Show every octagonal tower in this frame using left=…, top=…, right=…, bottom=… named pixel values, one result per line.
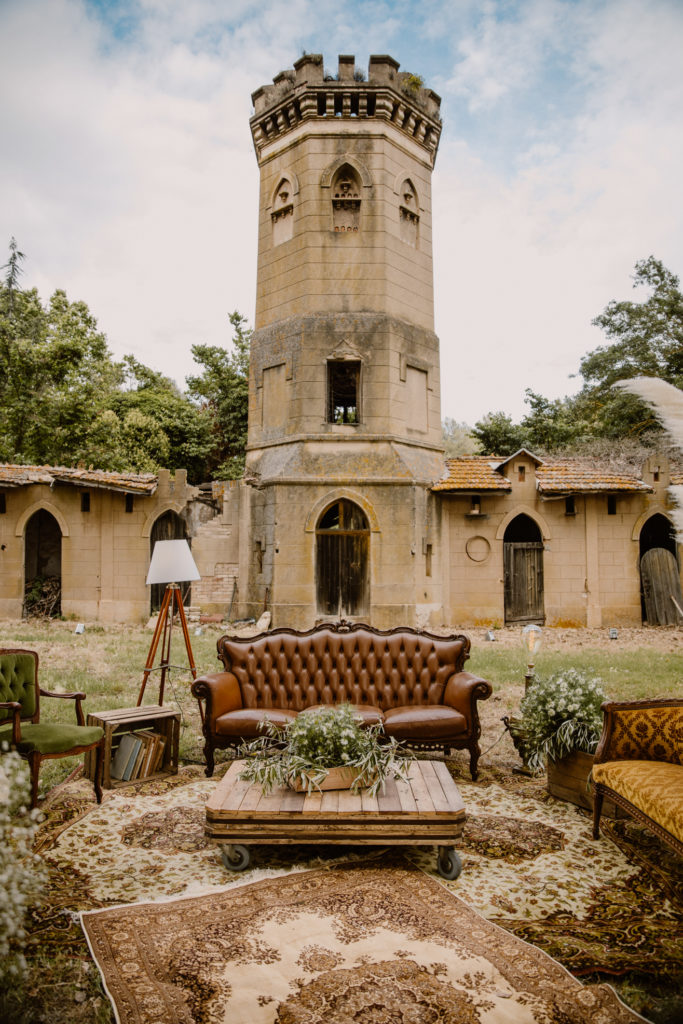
left=240, top=54, right=446, bottom=628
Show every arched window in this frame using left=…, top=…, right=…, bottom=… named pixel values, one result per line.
left=503, top=514, right=544, bottom=624
left=399, top=178, right=419, bottom=246
left=24, top=509, right=62, bottom=617
left=316, top=499, right=369, bottom=616
left=331, top=164, right=361, bottom=233
left=272, top=177, right=294, bottom=245
left=150, top=511, right=191, bottom=613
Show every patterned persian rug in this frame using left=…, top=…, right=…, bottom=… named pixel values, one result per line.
left=28, top=759, right=682, bottom=1020
left=80, top=861, right=645, bottom=1024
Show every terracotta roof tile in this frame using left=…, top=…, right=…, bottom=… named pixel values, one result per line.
left=0, top=464, right=158, bottom=494
left=433, top=457, right=511, bottom=491
left=433, top=456, right=651, bottom=493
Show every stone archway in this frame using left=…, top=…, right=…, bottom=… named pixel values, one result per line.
left=316, top=498, right=369, bottom=617
left=503, top=514, right=544, bottom=625
left=24, top=509, right=62, bottom=617
left=150, top=511, right=190, bottom=613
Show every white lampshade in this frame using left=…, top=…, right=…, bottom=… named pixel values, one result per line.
left=146, top=540, right=200, bottom=585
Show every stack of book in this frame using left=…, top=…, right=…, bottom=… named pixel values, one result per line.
left=110, top=730, right=167, bottom=782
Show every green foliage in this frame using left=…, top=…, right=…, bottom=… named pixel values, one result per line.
left=186, top=311, right=250, bottom=479
left=237, top=703, right=412, bottom=797
left=0, top=241, right=250, bottom=483
left=519, top=669, right=606, bottom=771
left=470, top=411, right=526, bottom=455
left=442, top=417, right=479, bottom=456
left=472, top=257, right=683, bottom=452
left=402, top=72, right=424, bottom=95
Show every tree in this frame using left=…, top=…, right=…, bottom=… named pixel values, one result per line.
left=470, top=411, right=527, bottom=455
left=186, top=311, right=251, bottom=479
left=441, top=417, right=479, bottom=457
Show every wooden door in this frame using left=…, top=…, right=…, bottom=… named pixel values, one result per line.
left=316, top=500, right=369, bottom=617
left=504, top=542, right=544, bottom=624
left=641, top=548, right=683, bottom=625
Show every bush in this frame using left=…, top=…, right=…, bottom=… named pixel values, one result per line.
left=0, top=750, right=46, bottom=985
left=519, top=669, right=606, bottom=771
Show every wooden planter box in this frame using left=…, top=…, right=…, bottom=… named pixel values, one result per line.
left=547, top=751, right=625, bottom=818
left=84, top=705, right=180, bottom=789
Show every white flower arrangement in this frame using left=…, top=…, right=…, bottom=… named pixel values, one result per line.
left=0, top=748, right=46, bottom=984
left=519, top=669, right=606, bottom=772
left=238, top=703, right=412, bottom=796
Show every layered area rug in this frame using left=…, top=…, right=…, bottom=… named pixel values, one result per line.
left=81, top=861, right=644, bottom=1024
left=28, top=759, right=682, bottom=1021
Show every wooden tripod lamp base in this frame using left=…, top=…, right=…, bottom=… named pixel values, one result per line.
left=138, top=541, right=201, bottom=707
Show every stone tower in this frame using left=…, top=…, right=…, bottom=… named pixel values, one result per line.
left=239, top=54, right=445, bottom=628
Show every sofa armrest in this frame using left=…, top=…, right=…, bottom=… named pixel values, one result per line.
left=191, top=672, right=244, bottom=726
left=0, top=701, right=23, bottom=744
left=40, top=688, right=87, bottom=725
left=594, top=697, right=683, bottom=766
left=443, top=671, right=493, bottom=722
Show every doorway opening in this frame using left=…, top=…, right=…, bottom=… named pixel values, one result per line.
left=24, top=509, right=62, bottom=617
left=503, top=514, right=544, bottom=625
left=639, top=513, right=681, bottom=624
left=150, top=511, right=191, bottom=613
left=316, top=499, right=369, bottom=617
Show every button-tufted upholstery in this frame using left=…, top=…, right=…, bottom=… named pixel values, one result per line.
left=192, top=621, right=492, bottom=780
left=0, top=648, right=104, bottom=807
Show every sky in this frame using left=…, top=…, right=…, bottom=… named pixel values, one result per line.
left=1, top=0, right=682, bottom=426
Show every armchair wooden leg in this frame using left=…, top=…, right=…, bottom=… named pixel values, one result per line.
left=469, top=742, right=481, bottom=782
left=27, top=751, right=42, bottom=809
left=203, top=739, right=215, bottom=778
left=592, top=786, right=604, bottom=839
left=93, top=742, right=103, bottom=804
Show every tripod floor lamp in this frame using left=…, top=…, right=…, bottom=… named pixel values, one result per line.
left=137, top=539, right=200, bottom=707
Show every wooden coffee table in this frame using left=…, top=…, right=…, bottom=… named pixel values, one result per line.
left=205, top=759, right=466, bottom=879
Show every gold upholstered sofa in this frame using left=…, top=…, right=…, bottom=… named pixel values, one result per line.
left=591, top=697, right=683, bottom=857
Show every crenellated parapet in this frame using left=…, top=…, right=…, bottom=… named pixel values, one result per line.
left=250, top=54, right=442, bottom=165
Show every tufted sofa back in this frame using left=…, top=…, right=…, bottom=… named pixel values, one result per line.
left=0, top=650, right=38, bottom=721
left=217, top=623, right=469, bottom=712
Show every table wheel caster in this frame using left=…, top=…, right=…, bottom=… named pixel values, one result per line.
left=220, top=844, right=251, bottom=871
left=437, top=846, right=462, bottom=880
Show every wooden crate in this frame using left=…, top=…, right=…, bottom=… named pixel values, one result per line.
left=547, top=751, right=626, bottom=818
left=84, top=705, right=180, bottom=789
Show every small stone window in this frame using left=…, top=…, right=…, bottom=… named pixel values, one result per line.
left=607, top=495, right=617, bottom=515
left=565, top=496, right=576, bottom=516
left=328, top=360, right=360, bottom=424
left=272, top=177, right=294, bottom=245
left=399, top=178, right=419, bottom=246
left=332, top=165, right=361, bottom=233
left=0, top=493, right=6, bottom=514
left=80, top=492, right=90, bottom=512
left=517, top=465, right=526, bottom=482
left=125, top=494, right=134, bottom=514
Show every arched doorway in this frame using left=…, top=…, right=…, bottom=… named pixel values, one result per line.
left=316, top=499, right=369, bottom=617
left=24, top=509, right=62, bottom=616
left=503, top=514, right=544, bottom=625
left=150, top=511, right=191, bottom=613
left=639, top=513, right=682, bottom=624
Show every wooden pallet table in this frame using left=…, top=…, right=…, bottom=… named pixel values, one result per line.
left=84, top=705, right=180, bottom=789
left=205, top=759, right=466, bottom=879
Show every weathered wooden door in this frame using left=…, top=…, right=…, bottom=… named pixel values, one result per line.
left=641, top=548, right=683, bottom=625
left=316, top=499, right=369, bottom=616
left=504, top=542, right=544, bottom=624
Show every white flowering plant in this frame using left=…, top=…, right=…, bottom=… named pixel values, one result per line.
left=0, top=749, right=46, bottom=985
left=237, top=703, right=412, bottom=796
left=519, top=669, right=606, bottom=772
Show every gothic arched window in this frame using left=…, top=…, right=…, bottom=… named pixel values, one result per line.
left=331, top=165, right=361, bottom=233
left=272, top=176, right=294, bottom=245
left=399, top=178, right=419, bottom=246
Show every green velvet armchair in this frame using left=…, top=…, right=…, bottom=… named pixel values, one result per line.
left=0, top=648, right=104, bottom=808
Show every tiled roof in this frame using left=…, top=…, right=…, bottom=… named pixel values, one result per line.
left=671, top=472, right=683, bottom=486
left=433, top=458, right=512, bottom=491
left=0, top=464, right=158, bottom=494
left=433, top=456, right=651, bottom=493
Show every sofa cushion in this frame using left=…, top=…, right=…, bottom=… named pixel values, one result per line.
left=214, top=707, right=297, bottom=739
left=299, top=704, right=384, bottom=728
left=383, top=705, right=467, bottom=742
left=593, top=760, right=683, bottom=844
left=0, top=722, right=103, bottom=755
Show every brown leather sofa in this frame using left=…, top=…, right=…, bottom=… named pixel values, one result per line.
left=191, top=621, right=492, bottom=780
